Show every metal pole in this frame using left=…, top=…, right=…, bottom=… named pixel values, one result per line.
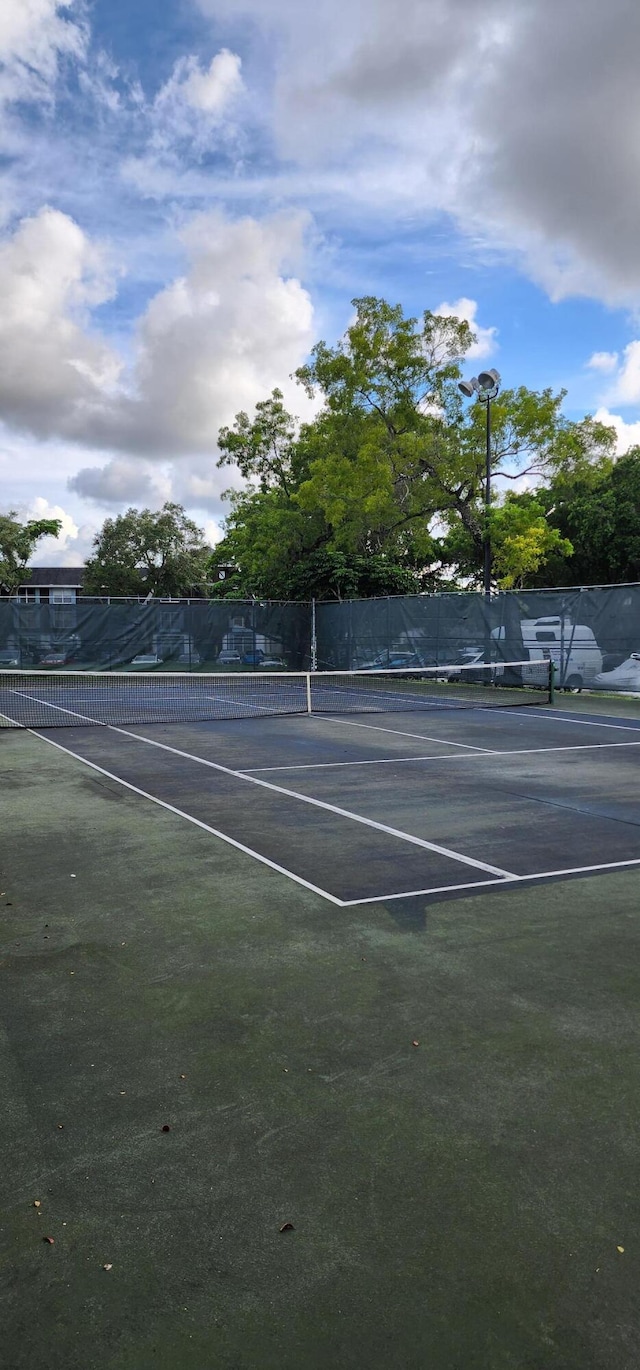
left=484, top=395, right=492, bottom=599
left=311, top=598, right=317, bottom=671
left=483, top=395, right=492, bottom=665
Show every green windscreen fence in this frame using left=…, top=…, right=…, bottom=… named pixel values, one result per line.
left=0, top=599, right=312, bottom=673
left=315, top=586, right=640, bottom=692
left=1, top=585, right=639, bottom=693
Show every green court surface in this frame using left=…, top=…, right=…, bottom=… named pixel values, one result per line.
left=2, top=695, right=640, bottom=1369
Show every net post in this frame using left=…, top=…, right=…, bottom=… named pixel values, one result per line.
left=306, top=672, right=312, bottom=714
left=549, top=659, right=555, bottom=705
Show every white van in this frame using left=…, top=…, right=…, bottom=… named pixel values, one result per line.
left=493, top=616, right=603, bottom=690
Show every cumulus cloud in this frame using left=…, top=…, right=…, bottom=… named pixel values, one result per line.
left=148, top=48, right=244, bottom=159
left=68, top=459, right=172, bottom=507
left=0, top=207, right=120, bottom=436
left=594, top=408, right=640, bottom=454
left=602, top=341, right=640, bottom=406
left=434, top=297, right=497, bottom=360
left=198, top=0, right=640, bottom=306
left=180, top=49, right=243, bottom=114
left=94, top=207, right=316, bottom=457
left=22, top=496, right=98, bottom=567
left=587, top=352, right=619, bottom=374
left=0, top=205, right=315, bottom=469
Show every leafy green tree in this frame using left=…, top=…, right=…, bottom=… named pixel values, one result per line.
left=528, top=447, right=640, bottom=586
left=84, top=503, right=212, bottom=597
left=0, top=511, right=62, bottom=593
left=489, top=495, right=573, bottom=589
left=213, top=297, right=617, bottom=595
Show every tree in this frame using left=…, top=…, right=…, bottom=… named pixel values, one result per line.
left=213, top=297, right=615, bottom=596
left=84, top=503, right=212, bottom=598
left=489, top=495, right=573, bottom=589
left=526, top=447, right=640, bottom=587
left=0, top=511, right=62, bottom=594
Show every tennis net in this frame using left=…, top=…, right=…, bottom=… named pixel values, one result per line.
left=0, top=660, right=553, bottom=729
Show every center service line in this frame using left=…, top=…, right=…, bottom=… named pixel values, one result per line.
left=106, top=725, right=517, bottom=880
left=241, top=737, right=640, bottom=773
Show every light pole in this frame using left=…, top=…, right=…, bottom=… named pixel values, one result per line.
left=458, top=368, right=501, bottom=599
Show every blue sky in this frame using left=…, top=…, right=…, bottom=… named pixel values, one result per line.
left=1, top=0, right=640, bottom=563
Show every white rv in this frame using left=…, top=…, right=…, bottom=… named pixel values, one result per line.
left=493, top=616, right=603, bottom=690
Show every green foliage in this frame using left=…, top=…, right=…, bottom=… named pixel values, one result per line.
left=530, top=447, right=640, bottom=586
left=0, top=511, right=62, bottom=593
left=213, top=295, right=624, bottom=596
left=84, top=503, right=212, bottom=598
left=489, top=495, right=573, bottom=589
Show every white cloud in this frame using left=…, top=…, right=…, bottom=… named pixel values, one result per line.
left=0, top=0, right=87, bottom=116
left=594, top=408, right=640, bottom=454
left=0, top=205, right=315, bottom=468
left=0, top=207, right=120, bottom=437
left=433, top=297, right=497, bottom=359
left=181, top=50, right=243, bottom=114
left=95, top=207, right=316, bottom=458
left=149, top=49, right=244, bottom=158
left=603, top=341, right=640, bottom=406
left=22, top=496, right=98, bottom=567
left=196, top=0, right=640, bottom=306
left=587, top=351, right=619, bottom=374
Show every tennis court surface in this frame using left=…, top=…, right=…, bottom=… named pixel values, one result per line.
left=2, top=668, right=640, bottom=1368
left=1, top=662, right=638, bottom=904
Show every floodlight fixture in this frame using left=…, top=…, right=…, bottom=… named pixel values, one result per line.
left=477, top=368, right=501, bottom=394
left=458, top=377, right=479, bottom=398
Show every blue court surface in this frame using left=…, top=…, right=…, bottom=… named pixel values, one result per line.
left=17, top=694, right=640, bottom=908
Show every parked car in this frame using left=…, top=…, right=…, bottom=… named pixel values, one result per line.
left=177, top=650, right=201, bottom=666
left=360, top=652, right=424, bottom=671
left=593, top=653, right=640, bottom=692
left=0, top=649, right=20, bottom=667
left=129, top=653, right=163, bottom=669
left=242, top=649, right=265, bottom=666
left=216, top=650, right=242, bottom=665
left=258, top=657, right=287, bottom=669
left=39, top=651, right=75, bottom=667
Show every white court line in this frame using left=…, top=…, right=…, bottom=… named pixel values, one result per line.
left=105, top=725, right=515, bottom=880
left=5, top=689, right=105, bottom=725
left=316, top=716, right=493, bottom=749
left=340, top=857, right=640, bottom=905
left=18, top=686, right=515, bottom=880
left=28, top=729, right=345, bottom=906
left=241, top=738, right=640, bottom=773
left=479, top=706, right=640, bottom=732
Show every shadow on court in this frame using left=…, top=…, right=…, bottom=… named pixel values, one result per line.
left=2, top=701, right=640, bottom=1370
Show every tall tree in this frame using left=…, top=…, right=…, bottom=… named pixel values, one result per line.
left=525, top=447, right=640, bottom=587
left=213, top=297, right=615, bottom=596
left=0, top=511, right=62, bottom=594
left=84, top=503, right=212, bottom=597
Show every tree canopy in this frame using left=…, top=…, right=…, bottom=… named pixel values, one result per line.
left=211, top=296, right=619, bottom=598
left=0, top=511, right=62, bottom=594
left=84, top=503, right=211, bottom=598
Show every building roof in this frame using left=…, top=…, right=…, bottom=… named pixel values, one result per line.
left=23, top=567, right=86, bottom=587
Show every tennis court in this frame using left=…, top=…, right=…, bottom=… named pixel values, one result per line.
left=2, top=664, right=640, bottom=1369
left=2, top=662, right=640, bottom=906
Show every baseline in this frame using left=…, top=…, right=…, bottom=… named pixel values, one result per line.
left=341, top=856, right=640, bottom=906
